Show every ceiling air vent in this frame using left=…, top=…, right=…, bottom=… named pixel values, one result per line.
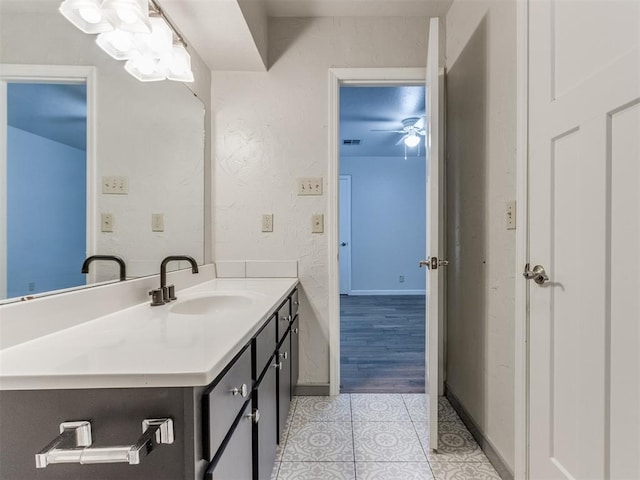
left=343, top=139, right=361, bottom=145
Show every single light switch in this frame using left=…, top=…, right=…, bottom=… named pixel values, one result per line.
left=312, top=214, right=324, bottom=233
left=101, top=213, right=114, bottom=232
left=152, top=213, right=164, bottom=232
left=506, top=201, right=516, bottom=230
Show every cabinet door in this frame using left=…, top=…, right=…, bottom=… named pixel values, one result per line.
left=206, top=400, right=253, bottom=480
left=202, top=345, right=252, bottom=461
left=254, top=356, right=278, bottom=480
left=276, top=300, right=291, bottom=344
left=277, top=332, right=292, bottom=443
left=290, top=316, right=299, bottom=397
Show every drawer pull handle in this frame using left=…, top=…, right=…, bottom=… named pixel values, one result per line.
left=280, top=315, right=291, bottom=322
left=280, top=351, right=289, bottom=360
left=293, top=327, right=299, bottom=334
left=245, top=408, right=260, bottom=425
left=35, top=418, right=174, bottom=468
left=230, top=384, right=248, bottom=398
left=293, top=301, right=299, bottom=306
left=272, top=361, right=283, bottom=371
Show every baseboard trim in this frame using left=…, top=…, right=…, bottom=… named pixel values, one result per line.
left=347, top=290, right=426, bottom=296
left=445, top=384, right=514, bottom=480
left=294, top=383, right=331, bottom=396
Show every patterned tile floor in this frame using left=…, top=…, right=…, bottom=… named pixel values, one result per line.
left=271, top=394, right=502, bottom=480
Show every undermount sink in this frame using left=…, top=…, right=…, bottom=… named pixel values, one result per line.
left=169, top=292, right=261, bottom=316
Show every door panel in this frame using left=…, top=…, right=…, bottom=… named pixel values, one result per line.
left=425, top=16, right=444, bottom=452
left=528, top=1, right=640, bottom=478
left=255, top=359, right=277, bottom=480
left=277, top=333, right=292, bottom=442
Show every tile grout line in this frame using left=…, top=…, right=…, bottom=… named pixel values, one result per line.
left=349, top=393, right=358, bottom=479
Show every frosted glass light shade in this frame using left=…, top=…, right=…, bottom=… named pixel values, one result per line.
left=59, top=0, right=113, bottom=34
left=134, top=17, right=173, bottom=58
left=96, top=30, right=138, bottom=60
left=404, top=134, right=420, bottom=148
left=160, top=44, right=195, bottom=82
left=125, top=55, right=165, bottom=82
left=102, top=0, right=151, bottom=33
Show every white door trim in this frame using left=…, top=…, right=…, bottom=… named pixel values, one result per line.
left=514, top=2, right=529, bottom=479
left=328, top=67, right=426, bottom=396
left=0, top=64, right=98, bottom=284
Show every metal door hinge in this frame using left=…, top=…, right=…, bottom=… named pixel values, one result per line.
left=419, top=257, right=449, bottom=270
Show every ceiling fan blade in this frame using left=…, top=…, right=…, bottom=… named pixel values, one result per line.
left=414, top=117, right=426, bottom=130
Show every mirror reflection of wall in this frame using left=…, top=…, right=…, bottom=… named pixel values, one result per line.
left=6, top=82, right=87, bottom=298
left=0, top=1, right=209, bottom=304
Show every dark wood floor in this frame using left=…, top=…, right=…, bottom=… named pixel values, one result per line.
left=340, top=295, right=425, bottom=394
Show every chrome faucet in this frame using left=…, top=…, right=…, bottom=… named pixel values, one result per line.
left=81, top=255, right=126, bottom=281
left=150, top=255, right=199, bottom=306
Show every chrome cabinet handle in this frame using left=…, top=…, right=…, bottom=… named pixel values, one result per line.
left=523, top=263, right=549, bottom=285
left=245, top=409, right=260, bottom=424
left=230, top=384, right=248, bottom=398
left=35, top=418, right=173, bottom=468
left=280, top=351, right=289, bottom=360
left=293, top=327, right=299, bottom=334
left=280, top=315, right=291, bottom=322
left=272, top=361, right=283, bottom=370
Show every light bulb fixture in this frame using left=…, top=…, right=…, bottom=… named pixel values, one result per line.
left=134, top=16, right=173, bottom=58
left=59, top=0, right=113, bottom=34
left=404, top=133, right=421, bottom=148
left=96, top=29, right=137, bottom=60
left=102, top=0, right=151, bottom=34
left=59, top=0, right=195, bottom=83
left=160, top=44, right=194, bottom=82
left=125, top=54, right=165, bottom=81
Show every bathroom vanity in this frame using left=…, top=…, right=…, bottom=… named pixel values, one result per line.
left=0, top=275, right=300, bottom=480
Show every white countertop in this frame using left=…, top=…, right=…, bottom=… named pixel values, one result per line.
left=0, top=278, right=298, bottom=390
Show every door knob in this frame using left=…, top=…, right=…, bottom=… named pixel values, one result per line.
left=340, top=242, right=348, bottom=246
left=419, top=257, right=449, bottom=269
left=523, top=263, right=549, bottom=285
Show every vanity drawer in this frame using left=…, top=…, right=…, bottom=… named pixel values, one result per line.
left=202, top=344, right=252, bottom=461
left=291, top=289, right=299, bottom=318
left=254, top=315, right=276, bottom=379
left=276, top=300, right=291, bottom=343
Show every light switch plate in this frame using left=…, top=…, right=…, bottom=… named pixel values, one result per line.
left=152, top=214, right=164, bottom=232
left=102, top=176, right=129, bottom=194
left=101, top=213, right=114, bottom=232
left=312, top=214, right=324, bottom=233
left=298, top=177, right=323, bottom=195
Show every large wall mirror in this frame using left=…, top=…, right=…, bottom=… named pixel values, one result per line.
left=0, top=1, right=205, bottom=304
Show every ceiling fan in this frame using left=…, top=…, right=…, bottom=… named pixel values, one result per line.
left=371, top=116, right=426, bottom=147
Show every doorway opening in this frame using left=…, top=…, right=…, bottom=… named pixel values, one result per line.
left=338, top=85, right=427, bottom=393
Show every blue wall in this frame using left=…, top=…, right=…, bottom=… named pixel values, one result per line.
left=340, top=156, right=426, bottom=293
left=7, top=126, right=86, bottom=297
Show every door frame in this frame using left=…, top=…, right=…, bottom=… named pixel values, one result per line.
left=0, top=64, right=98, bottom=288
left=514, top=1, right=530, bottom=479
left=338, top=174, right=352, bottom=295
left=328, top=67, right=426, bottom=396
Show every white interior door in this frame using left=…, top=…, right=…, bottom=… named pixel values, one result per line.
left=528, top=1, right=640, bottom=478
left=339, top=175, right=352, bottom=295
left=424, top=16, right=445, bottom=452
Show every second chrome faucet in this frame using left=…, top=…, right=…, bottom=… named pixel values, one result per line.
left=149, top=256, right=199, bottom=306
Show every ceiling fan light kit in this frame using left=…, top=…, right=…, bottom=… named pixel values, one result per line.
left=371, top=116, right=426, bottom=156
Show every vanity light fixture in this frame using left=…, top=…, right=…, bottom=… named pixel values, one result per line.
left=59, top=0, right=113, bottom=33
left=59, top=0, right=194, bottom=83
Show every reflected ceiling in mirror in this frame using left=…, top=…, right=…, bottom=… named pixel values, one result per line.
left=0, top=1, right=205, bottom=304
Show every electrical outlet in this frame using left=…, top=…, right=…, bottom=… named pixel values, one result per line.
left=312, top=214, right=324, bottom=233
left=298, top=177, right=323, bottom=196
left=399, top=275, right=405, bottom=283
left=101, top=213, right=114, bottom=232
left=506, top=200, right=516, bottom=230
left=102, top=176, right=129, bottom=194
left=262, top=214, right=274, bottom=232
left=152, top=213, right=164, bottom=232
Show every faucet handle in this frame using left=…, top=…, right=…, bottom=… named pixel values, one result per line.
left=149, top=289, right=165, bottom=307
left=166, top=285, right=177, bottom=301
